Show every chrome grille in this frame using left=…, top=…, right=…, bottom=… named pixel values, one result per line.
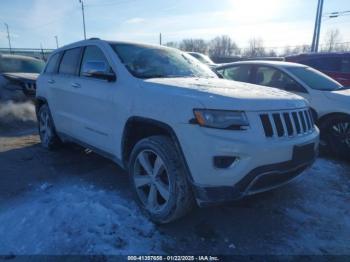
left=260, top=109, right=315, bottom=138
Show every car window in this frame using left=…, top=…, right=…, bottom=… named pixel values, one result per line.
left=220, top=65, right=253, bottom=82
left=45, top=53, right=60, bottom=74
left=0, top=57, right=45, bottom=73
left=80, top=45, right=111, bottom=76
left=111, top=43, right=217, bottom=79
left=288, top=66, right=343, bottom=91
left=255, top=66, right=305, bottom=92
left=58, top=47, right=82, bottom=75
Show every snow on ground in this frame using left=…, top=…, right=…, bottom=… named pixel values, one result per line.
left=278, top=158, right=350, bottom=254
left=0, top=182, right=168, bottom=255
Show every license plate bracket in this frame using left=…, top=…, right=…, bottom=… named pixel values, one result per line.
left=293, top=143, right=315, bottom=165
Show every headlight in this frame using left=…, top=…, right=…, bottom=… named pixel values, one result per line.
left=193, top=109, right=249, bottom=130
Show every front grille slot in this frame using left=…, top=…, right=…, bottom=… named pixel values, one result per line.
left=272, top=113, right=284, bottom=137
left=260, top=109, right=314, bottom=138
left=283, top=113, right=293, bottom=136
left=260, top=114, right=273, bottom=137
left=299, top=111, right=307, bottom=132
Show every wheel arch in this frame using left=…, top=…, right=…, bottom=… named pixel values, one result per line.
left=35, top=96, right=48, bottom=116
left=121, top=116, right=194, bottom=182
left=317, top=112, right=350, bottom=128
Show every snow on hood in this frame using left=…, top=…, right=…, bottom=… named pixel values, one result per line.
left=143, top=77, right=308, bottom=111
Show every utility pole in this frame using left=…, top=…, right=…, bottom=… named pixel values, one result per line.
left=79, top=0, right=87, bottom=40
left=311, top=0, right=324, bottom=52
left=159, top=33, right=162, bottom=45
left=55, top=35, right=59, bottom=48
left=4, top=23, right=12, bottom=54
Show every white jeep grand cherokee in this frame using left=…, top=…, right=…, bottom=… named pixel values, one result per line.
left=36, top=39, right=319, bottom=223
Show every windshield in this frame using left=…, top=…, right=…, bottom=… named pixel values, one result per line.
left=0, top=57, right=45, bottom=73
left=288, top=66, right=343, bottom=91
left=111, top=43, right=217, bottom=79
left=190, top=53, right=214, bottom=64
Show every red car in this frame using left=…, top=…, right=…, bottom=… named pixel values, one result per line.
left=285, top=53, right=350, bottom=86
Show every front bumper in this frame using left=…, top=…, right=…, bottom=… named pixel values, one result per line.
left=193, top=152, right=316, bottom=206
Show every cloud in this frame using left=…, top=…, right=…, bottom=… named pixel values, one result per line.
left=124, top=17, right=145, bottom=24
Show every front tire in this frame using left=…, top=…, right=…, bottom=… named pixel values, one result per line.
left=38, top=104, right=61, bottom=150
left=129, top=135, right=194, bottom=223
left=321, top=115, right=350, bottom=160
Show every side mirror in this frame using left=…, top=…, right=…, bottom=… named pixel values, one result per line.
left=82, top=61, right=116, bottom=82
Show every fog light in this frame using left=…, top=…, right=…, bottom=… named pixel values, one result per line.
left=213, top=156, right=237, bottom=168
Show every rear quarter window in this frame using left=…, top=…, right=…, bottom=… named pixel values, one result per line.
left=45, top=53, right=60, bottom=74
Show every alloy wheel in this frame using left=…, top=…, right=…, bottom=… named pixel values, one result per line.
left=133, top=150, right=171, bottom=213
left=330, top=121, right=350, bottom=148
left=39, top=109, right=52, bottom=146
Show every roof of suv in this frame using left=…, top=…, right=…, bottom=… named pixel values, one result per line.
left=217, top=60, right=307, bottom=69
left=55, top=38, right=172, bottom=53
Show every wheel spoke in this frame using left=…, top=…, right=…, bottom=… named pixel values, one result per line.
left=138, top=151, right=153, bottom=176
left=153, top=155, right=164, bottom=177
left=155, top=180, right=170, bottom=201
left=147, top=184, right=158, bottom=209
left=134, top=175, right=151, bottom=188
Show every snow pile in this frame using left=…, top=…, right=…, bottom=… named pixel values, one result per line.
left=0, top=101, right=36, bottom=123
left=0, top=183, right=167, bottom=255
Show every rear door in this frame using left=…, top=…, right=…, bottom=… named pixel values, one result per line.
left=66, top=45, right=117, bottom=152
left=51, top=47, right=83, bottom=135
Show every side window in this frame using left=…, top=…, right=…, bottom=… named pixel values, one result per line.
left=45, top=53, right=60, bottom=74
left=58, top=47, right=82, bottom=75
left=256, top=66, right=306, bottom=92
left=80, top=45, right=111, bottom=77
left=221, top=65, right=253, bottom=83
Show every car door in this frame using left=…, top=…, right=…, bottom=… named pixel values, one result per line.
left=217, top=64, right=254, bottom=83
left=66, top=45, right=117, bottom=153
left=38, top=52, right=65, bottom=131
left=49, top=47, right=83, bottom=135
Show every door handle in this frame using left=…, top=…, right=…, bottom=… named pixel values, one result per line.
left=71, top=83, right=81, bottom=88
left=48, top=79, right=55, bottom=84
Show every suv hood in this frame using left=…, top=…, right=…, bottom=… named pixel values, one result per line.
left=143, top=77, right=307, bottom=111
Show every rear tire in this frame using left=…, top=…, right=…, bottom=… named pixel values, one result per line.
left=38, top=104, right=61, bottom=150
left=320, top=115, right=350, bottom=160
left=129, top=135, right=195, bottom=223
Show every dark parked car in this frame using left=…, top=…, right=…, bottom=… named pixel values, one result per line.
left=0, top=54, right=45, bottom=101
left=285, top=53, right=350, bottom=86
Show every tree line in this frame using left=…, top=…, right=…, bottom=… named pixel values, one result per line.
left=165, top=29, right=349, bottom=58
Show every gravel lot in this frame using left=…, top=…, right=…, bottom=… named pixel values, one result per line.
left=0, top=102, right=349, bottom=255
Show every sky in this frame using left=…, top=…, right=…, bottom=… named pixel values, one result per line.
left=0, top=0, right=349, bottom=50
